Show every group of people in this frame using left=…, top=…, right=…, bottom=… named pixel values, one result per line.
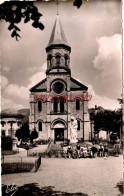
left=66, top=142, right=110, bottom=159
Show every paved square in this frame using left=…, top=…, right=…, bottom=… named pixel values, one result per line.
left=2, top=156, right=123, bottom=196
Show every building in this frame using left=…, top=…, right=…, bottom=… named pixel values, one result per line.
left=0, top=109, right=24, bottom=138
left=29, top=14, right=91, bottom=142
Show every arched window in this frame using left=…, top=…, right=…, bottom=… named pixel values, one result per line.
left=76, top=99, right=80, bottom=110
left=55, top=54, right=61, bottom=66
left=2, top=130, right=5, bottom=136
left=77, top=120, right=80, bottom=131
left=38, top=121, right=42, bottom=131
left=64, top=54, right=69, bottom=66
left=1, top=121, right=5, bottom=127
left=38, top=100, right=42, bottom=112
left=53, top=97, right=58, bottom=112
left=60, top=97, right=64, bottom=113
left=48, top=54, right=52, bottom=67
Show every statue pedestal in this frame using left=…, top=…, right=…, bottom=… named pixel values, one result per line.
left=70, top=139, right=78, bottom=144
left=12, top=138, right=18, bottom=150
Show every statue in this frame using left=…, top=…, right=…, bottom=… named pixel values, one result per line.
left=70, top=116, right=78, bottom=143
left=12, top=130, right=18, bottom=150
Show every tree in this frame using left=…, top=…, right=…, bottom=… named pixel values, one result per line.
left=0, top=1, right=44, bottom=40
left=93, top=109, right=122, bottom=138
left=15, top=122, right=30, bottom=141
left=30, top=128, right=38, bottom=144
left=117, top=98, right=123, bottom=105
left=73, top=0, right=87, bottom=8
left=0, top=1, right=87, bottom=40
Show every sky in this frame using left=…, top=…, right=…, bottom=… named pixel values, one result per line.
left=0, top=0, right=122, bottom=110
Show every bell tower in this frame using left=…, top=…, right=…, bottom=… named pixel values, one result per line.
left=46, top=14, right=71, bottom=74
left=29, top=10, right=91, bottom=142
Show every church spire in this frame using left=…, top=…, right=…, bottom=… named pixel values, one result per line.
left=46, top=14, right=71, bottom=52
left=56, top=0, right=59, bottom=15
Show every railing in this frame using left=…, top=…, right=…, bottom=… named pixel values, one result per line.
left=1, top=155, right=35, bottom=164
left=34, top=155, right=41, bottom=172
left=1, top=154, right=42, bottom=173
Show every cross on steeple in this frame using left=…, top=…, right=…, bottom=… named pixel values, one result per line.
left=56, top=0, right=59, bottom=15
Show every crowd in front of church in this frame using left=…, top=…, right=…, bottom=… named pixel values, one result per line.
left=66, top=140, right=122, bottom=159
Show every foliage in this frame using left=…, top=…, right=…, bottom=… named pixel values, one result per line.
left=15, top=122, right=30, bottom=140
left=35, top=139, right=48, bottom=145
left=93, top=109, right=122, bottom=135
left=30, top=128, right=38, bottom=144
left=1, top=136, right=12, bottom=151
left=1, top=150, right=18, bottom=156
left=0, top=1, right=44, bottom=40
left=73, top=0, right=87, bottom=8
left=0, top=0, right=89, bottom=41
left=117, top=98, right=123, bottom=105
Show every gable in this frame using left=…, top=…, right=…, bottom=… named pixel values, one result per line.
left=70, top=77, right=88, bottom=91
left=30, top=78, right=47, bottom=92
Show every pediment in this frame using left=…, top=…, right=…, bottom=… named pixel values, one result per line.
left=30, top=78, right=47, bottom=92
left=70, top=77, right=88, bottom=91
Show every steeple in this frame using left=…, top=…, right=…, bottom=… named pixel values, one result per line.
left=46, top=15, right=71, bottom=52
left=46, top=14, right=71, bottom=74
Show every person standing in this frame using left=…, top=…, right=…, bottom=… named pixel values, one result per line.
left=76, top=143, right=81, bottom=158
left=83, top=144, right=88, bottom=158
left=104, top=143, right=108, bottom=157
left=91, top=143, right=97, bottom=158
left=67, top=145, right=72, bottom=158
left=99, top=143, right=104, bottom=157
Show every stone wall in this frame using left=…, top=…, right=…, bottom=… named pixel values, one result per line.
left=29, top=75, right=91, bottom=141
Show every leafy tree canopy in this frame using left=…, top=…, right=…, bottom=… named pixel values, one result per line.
left=73, top=0, right=87, bottom=8
left=30, top=128, right=38, bottom=140
left=15, top=122, right=30, bottom=140
left=93, top=109, right=122, bottom=134
left=0, top=1, right=44, bottom=40
left=0, top=0, right=88, bottom=40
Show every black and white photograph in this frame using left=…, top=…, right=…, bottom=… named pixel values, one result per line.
left=0, top=0, right=123, bottom=195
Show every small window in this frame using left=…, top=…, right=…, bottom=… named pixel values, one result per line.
left=2, top=130, right=5, bottom=136
left=38, top=101, right=42, bottom=112
left=38, top=121, right=42, bottom=131
left=56, top=55, right=61, bottom=66
left=53, top=97, right=58, bottom=112
left=77, top=120, right=80, bottom=131
left=65, top=55, right=68, bottom=66
left=1, top=121, right=5, bottom=127
left=48, top=55, right=52, bottom=67
left=60, top=97, right=64, bottom=113
left=76, top=99, right=80, bottom=110
left=17, top=121, right=21, bottom=127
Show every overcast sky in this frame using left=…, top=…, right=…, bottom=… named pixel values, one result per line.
left=0, top=0, right=122, bottom=110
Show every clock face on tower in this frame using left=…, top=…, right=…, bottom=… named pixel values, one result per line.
left=53, top=81, right=64, bottom=94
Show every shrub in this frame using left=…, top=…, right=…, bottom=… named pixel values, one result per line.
left=1, top=136, right=12, bottom=151
left=1, top=150, right=19, bottom=156
left=77, top=138, right=83, bottom=143
left=35, top=139, right=48, bottom=145
left=30, top=129, right=38, bottom=144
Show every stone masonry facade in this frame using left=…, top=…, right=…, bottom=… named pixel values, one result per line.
left=29, top=15, right=91, bottom=142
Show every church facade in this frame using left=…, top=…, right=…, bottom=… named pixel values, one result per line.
left=29, top=15, right=91, bottom=142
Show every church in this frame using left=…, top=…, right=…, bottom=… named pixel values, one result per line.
left=29, top=14, right=91, bottom=142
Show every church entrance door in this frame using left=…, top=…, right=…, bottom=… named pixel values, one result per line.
left=55, top=128, right=64, bottom=141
